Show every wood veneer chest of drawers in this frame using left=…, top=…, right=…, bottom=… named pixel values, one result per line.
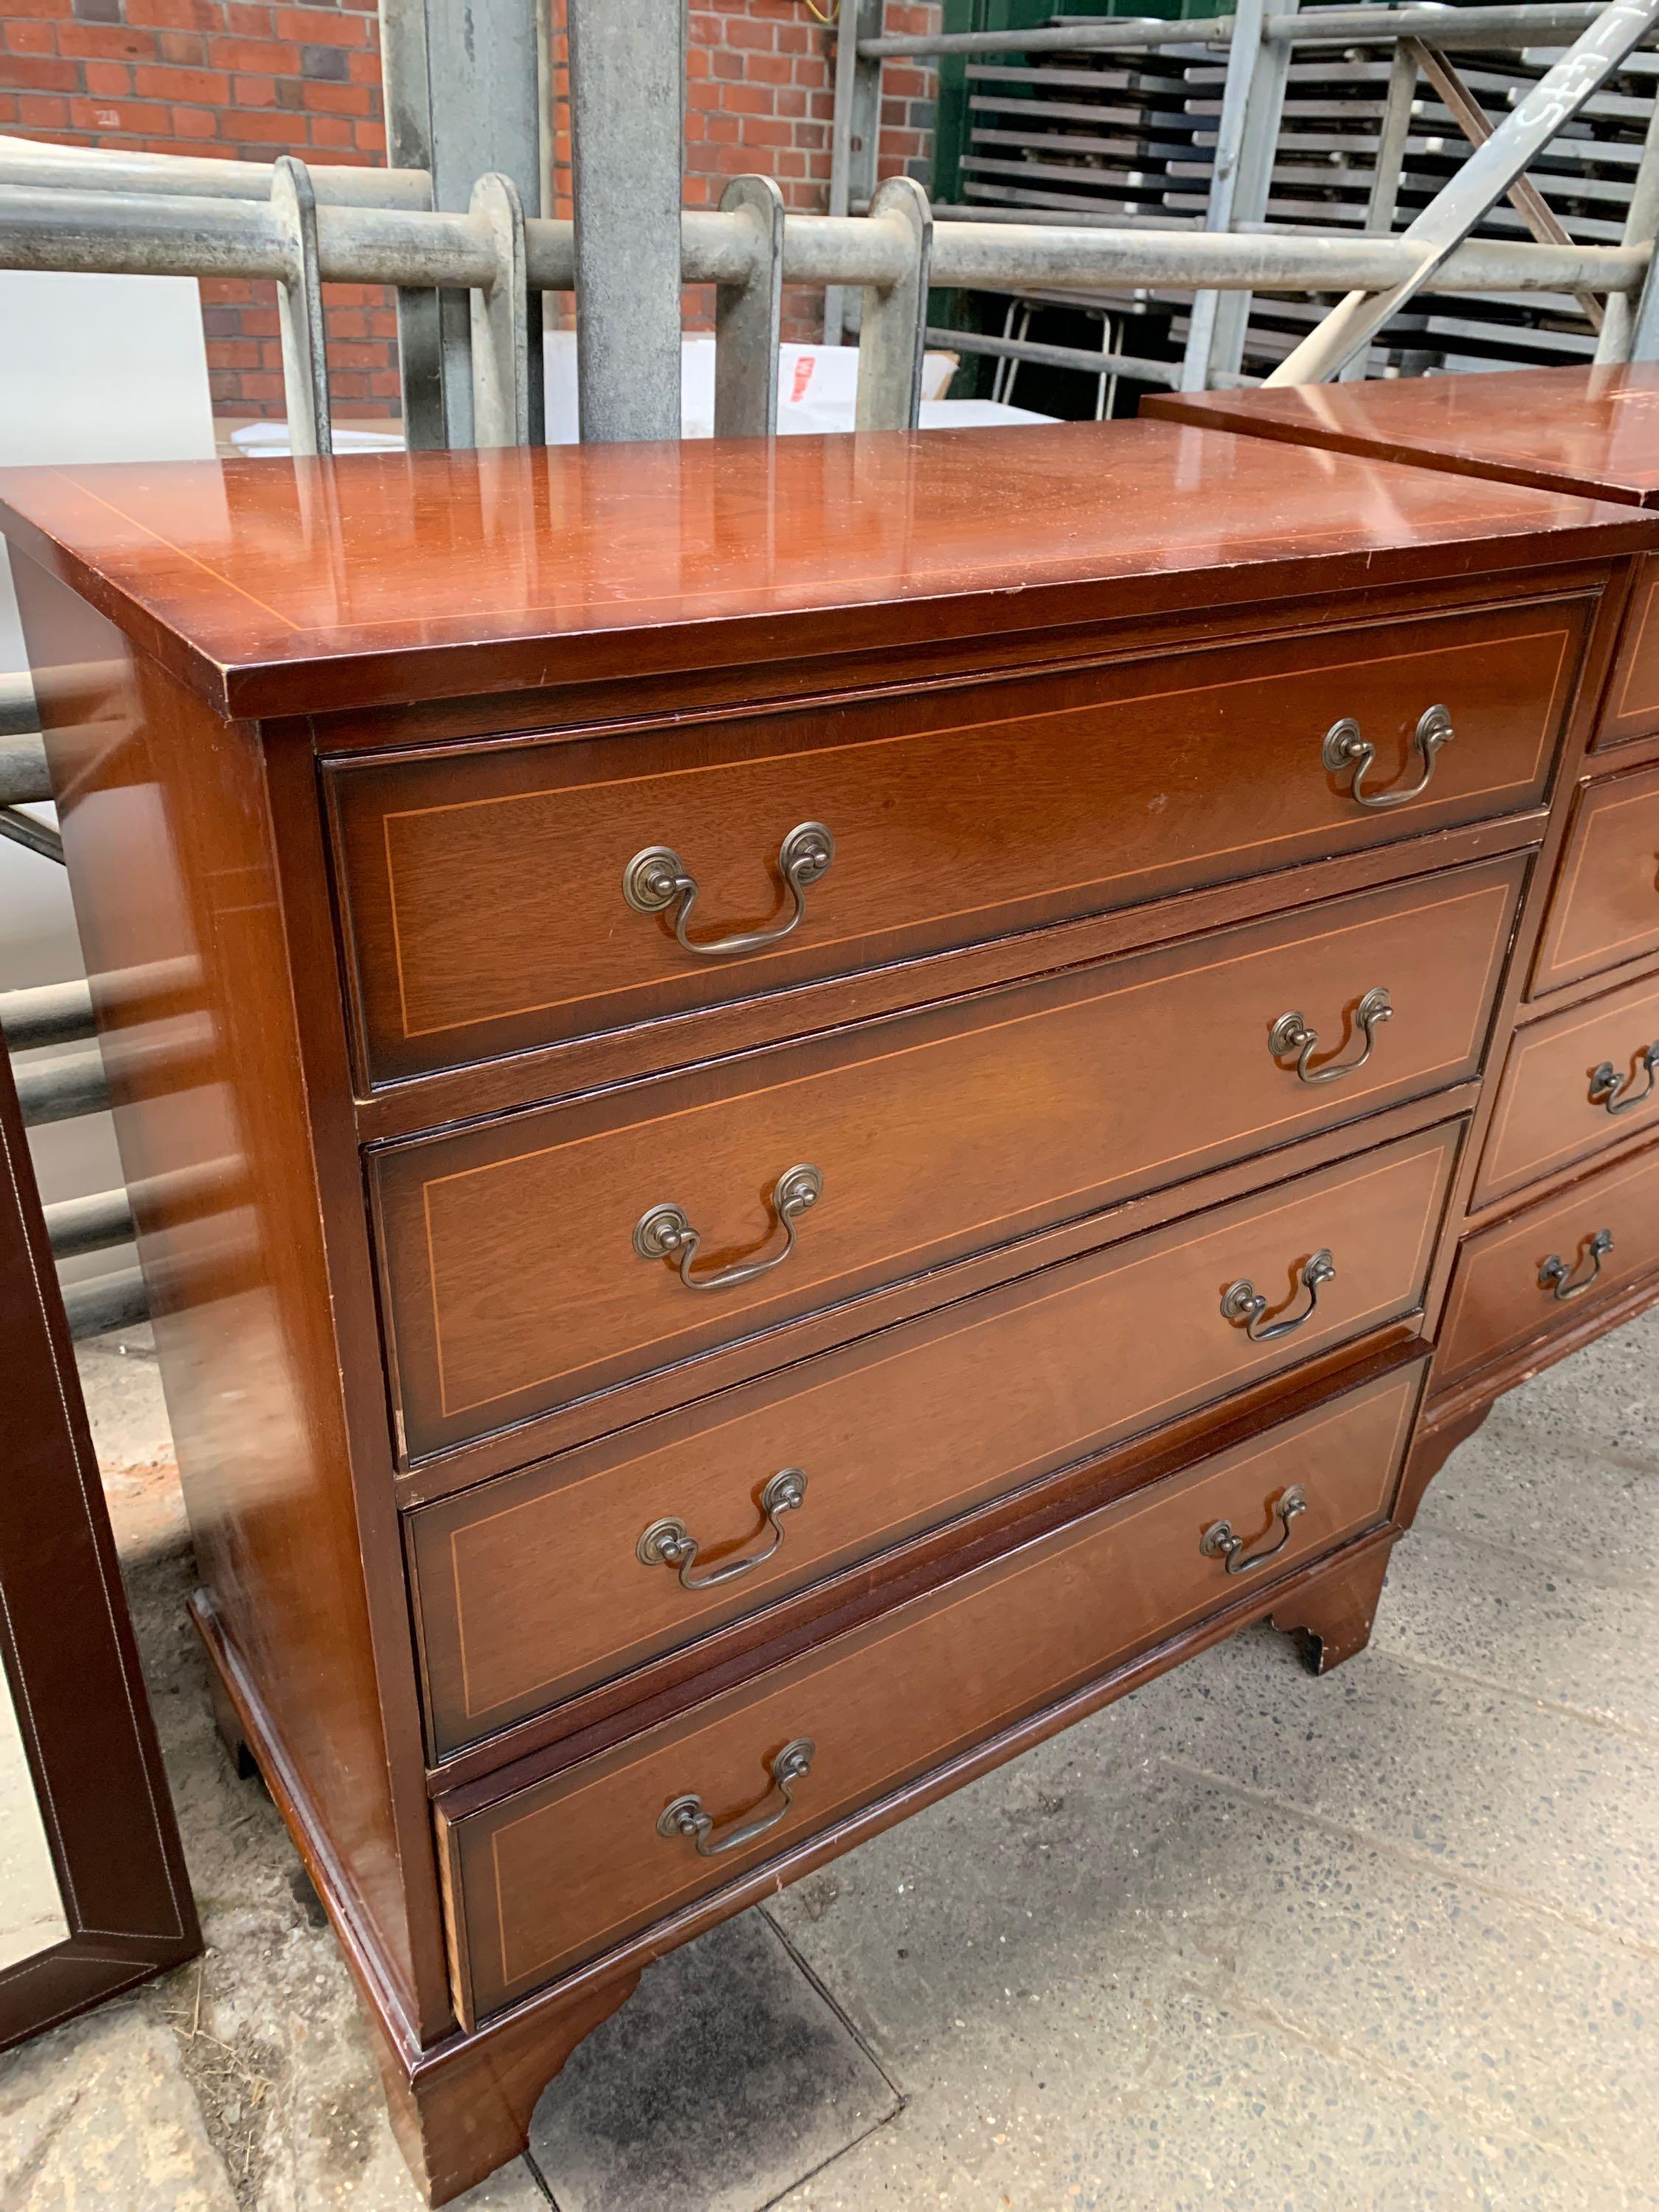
left=1146, top=367, right=1659, bottom=1513
left=3, top=418, right=1653, bottom=2204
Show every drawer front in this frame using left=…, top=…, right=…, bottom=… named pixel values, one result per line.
left=1477, top=965, right=1659, bottom=1206
left=1438, top=1135, right=1659, bottom=1391
left=375, top=855, right=1522, bottom=1458
left=410, top=1122, right=1461, bottom=1754
left=439, top=1361, right=1422, bottom=2021
left=1596, top=553, right=1659, bottom=751
left=331, top=598, right=1579, bottom=1084
left=1529, top=758, right=1659, bottom=998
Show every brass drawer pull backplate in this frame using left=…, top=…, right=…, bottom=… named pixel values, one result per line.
left=1221, top=1249, right=1335, bottom=1343
left=1589, top=1041, right=1659, bottom=1117
left=1269, top=987, right=1392, bottom=1085
left=1539, top=1228, right=1613, bottom=1302
left=1200, top=1485, right=1307, bottom=1577
left=634, top=1164, right=824, bottom=1293
left=637, top=1468, right=808, bottom=1590
left=623, top=821, right=835, bottom=959
left=1324, top=704, right=1453, bottom=811
left=657, top=1738, right=816, bottom=1857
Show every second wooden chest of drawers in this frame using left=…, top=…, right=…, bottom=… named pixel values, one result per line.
left=1145, top=364, right=1659, bottom=1510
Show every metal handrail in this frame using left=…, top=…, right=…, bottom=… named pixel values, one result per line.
left=0, top=981, right=95, bottom=1049
left=44, top=1187, right=135, bottom=1262
left=59, top=1267, right=149, bottom=1342
left=0, top=187, right=1642, bottom=302
left=13, top=1048, right=111, bottom=1127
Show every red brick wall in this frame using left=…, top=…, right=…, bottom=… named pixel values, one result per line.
left=0, top=0, right=397, bottom=417
left=679, top=1, right=939, bottom=345
left=1, top=0, right=938, bottom=417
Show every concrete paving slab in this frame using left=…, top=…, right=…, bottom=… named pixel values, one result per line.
left=527, top=1910, right=900, bottom=2212
left=1373, top=1517, right=1659, bottom=1737
left=76, top=1324, right=171, bottom=1474
left=0, top=2003, right=239, bottom=2211
left=1118, top=1761, right=1659, bottom=2184
left=164, top=1908, right=549, bottom=2212
left=1419, top=1411, right=1659, bottom=1587
left=771, top=1727, right=1659, bottom=2188
left=119, top=1541, right=299, bottom=1921
left=1473, top=1304, right=1659, bottom=1472
left=767, top=1794, right=1630, bottom=2212
left=1113, top=1624, right=1659, bottom=1949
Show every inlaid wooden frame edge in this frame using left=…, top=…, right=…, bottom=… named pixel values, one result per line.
left=0, top=1047, right=199, bottom=2054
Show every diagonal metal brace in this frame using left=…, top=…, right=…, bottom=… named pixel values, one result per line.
left=1267, top=0, right=1659, bottom=383
left=1405, top=40, right=1603, bottom=330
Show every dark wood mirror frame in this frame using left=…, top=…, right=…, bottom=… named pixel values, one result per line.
left=0, top=1040, right=198, bottom=2051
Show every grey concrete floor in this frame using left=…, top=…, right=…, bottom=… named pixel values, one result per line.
left=2, top=1312, right=1657, bottom=2211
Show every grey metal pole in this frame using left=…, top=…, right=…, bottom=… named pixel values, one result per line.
left=1630, top=223, right=1659, bottom=356
left=1264, top=0, right=1644, bottom=40
left=865, top=16, right=1236, bottom=55
left=862, top=2, right=1658, bottom=54
left=826, top=0, right=884, bottom=344
left=920, top=223, right=1645, bottom=294
left=715, top=175, right=785, bottom=437
left=1599, top=82, right=1659, bottom=358
left=927, top=322, right=1184, bottom=387
left=0, top=807, right=62, bottom=863
left=1338, top=41, right=1419, bottom=380
left=60, top=1269, right=150, bottom=1343
left=567, top=0, right=684, bottom=442
left=855, top=175, right=932, bottom=429
left=0, top=734, right=48, bottom=804
left=0, top=981, right=96, bottom=1051
left=378, top=0, right=546, bottom=446
left=1267, top=0, right=1659, bottom=383
left=0, top=187, right=1644, bottom=299
left=271, top=156, right=332, bottom=456
left=44, top=1188, right=135, bottom=1264
left=377, top=0, right=446, bottom=445
left=0, top=135, right=431, bottom=206
left=1180, top=0, right=1272, bottom=392
left=0, top=675, right=38, bottom=743
left=469, top=173, right=537, bottom=446
left=15, top=1048, right=111, bottom=1128
left=1191, top=0, right=1299, bottom=387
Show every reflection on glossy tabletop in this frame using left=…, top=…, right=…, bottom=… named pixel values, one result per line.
left=0, top=418, right=1653, bottom=714
left=1144, top=365, right=1659, bottom=509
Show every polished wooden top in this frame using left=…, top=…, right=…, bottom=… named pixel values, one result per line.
left=1144, top=366, right=1659, bottom=512
left=1, top=418, right=1654, bottom=718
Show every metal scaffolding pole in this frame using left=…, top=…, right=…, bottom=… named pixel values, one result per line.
left=566, top=0, right=684, bottom=442
left=1338, top=41, right=1419, bottom=380
left=1268, top=0, right=1659, bottom=382
left=378, top=0, right=545, bottom=447
left=1599, top=81, right=1659, bottom=357
left=0, top=135, right=430, bottom=206
left=860, top=3, right=1659, bottom=55
left=826, top=0, right=885, bottom=344
left=0, top=188, right=1644, bottom=303
left=1184, top=0, right=1299, bottom=390
left=715, top=175, right=785, bottom=438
